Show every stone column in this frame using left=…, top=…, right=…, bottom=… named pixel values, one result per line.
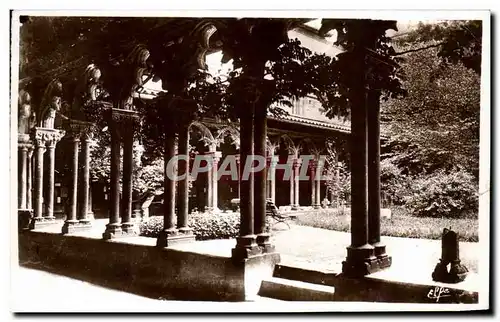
left=177, top=124, right=192, bottom=234
left=342, top=45, right=377, bottom=277
left=206, top=155, right=214, bottom=211
left=157, top=126, right=178, bottom=246
left=27, top=146, right=33, bottom=210
left=62, top=135, right=80, bottom=233
left=335, top=158, right=341, bottom=208
left=310, top=161, right=316, bottom=208
left=78, top=135, right=92, bottom=227
left=367, top=89, right=391, bottom=268
left=236, top=155, right=241, bottom=198
left=44, top=141, right=56, bottom=220
left=87, top=184, right=94, bottom=220
left=19, top=146, right=28, bottom=209
left=289, top=159, right=295, bottom=207
left=212, top=151, right=221, bottom=213
left=32, top=138, right=45, bottom=222
left=292, top=159, right=300, bottom=210
left=254, top=105, right=272, bottom=252
left=268, top=156, right=277, bottom=203
left=315, top=161, right=321, bottom=209
left=30, top=128, right=65, bottom=229
left=232, top=104, right=261, bottom=260
left=103, top=111, right=122, bottom=239
left=316, top=178, right=322, bottom=208
left=120, top=128, right=136, bottom=235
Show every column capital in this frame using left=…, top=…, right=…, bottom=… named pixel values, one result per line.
left=266, top=155, right=279, bottom=167
left=108, top=108, right=140, bottom=136
left=308, top=159, right=318, bottom=169
left=31, top=127, right=65, bottom=148
left=66, top=119, right=95, bottom=141
left=292, top=158, right=301, bottom=168
left=205, top=150, right=222, bottom=160
left=18, top=133, right=31, bottom=145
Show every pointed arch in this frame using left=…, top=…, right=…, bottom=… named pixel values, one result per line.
left=214, top=124, right=240, bottom=149
left=266, top=136, right=278, bottom=156
left=297, top=138, right=319, bottom=156
left=277, top=134, right=297, bottom=155
left=189, top=121, right=216, bottom=150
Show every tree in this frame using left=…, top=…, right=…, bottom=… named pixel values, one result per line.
left=89, top=128, right=165, bottom=196
left=381, top=45, right=481, bottom=179
left=393, top=20, right=482, bottom=74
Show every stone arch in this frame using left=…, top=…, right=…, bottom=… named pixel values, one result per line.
left=277, top=134, right=297, bottom=155
left=214, top=124, right=240, bottom=149
left=266, top=136, right=277, bottom=156
left=189, top=121, right=216, bottom=151
left=297, top=138, right=319, bottom=156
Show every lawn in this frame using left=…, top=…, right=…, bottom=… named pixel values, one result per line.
left=294, top=207, right=479, bottom=242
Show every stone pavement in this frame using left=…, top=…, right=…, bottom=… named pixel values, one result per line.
left=271, top=224, right=480, bottom=274
left=14, top=219, right=483, bottom=310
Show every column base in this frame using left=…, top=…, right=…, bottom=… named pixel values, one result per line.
left=86, top=211, right=95, bottom=221
left=291, top=205, right=299, bottom=211
left=232, top=235, right=262, bottom=262
left=371, top=242, right=392, bottom=269
left=342, top=244, right=381, bottom=278
left=432, top=259, right=468, bottom=283
left=256, top=233, right=275, bottom=253
left=121, top=222, right=139, bottom=236
left=206, top=207, right=221, bottom=214
left=178, top=227, right=194, bottom=236
left=132, top=209, right=142, bottom=223
left=156, top=228, right=195, bottom=247
left=29, top=216, right=57, bottom=230
left=62, top=220, right=92, bottom=234
left=312, top=204, right=321, bottom=209
left=102, top=223, right=122, bottom=240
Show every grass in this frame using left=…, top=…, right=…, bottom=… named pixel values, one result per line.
left=295, top=207, right=479, bottom=242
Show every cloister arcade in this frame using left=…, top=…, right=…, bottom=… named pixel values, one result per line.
left=16, top=17, right=391, bottom=284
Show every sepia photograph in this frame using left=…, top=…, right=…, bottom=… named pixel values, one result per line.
left=8, top=7, right=491, bottom=313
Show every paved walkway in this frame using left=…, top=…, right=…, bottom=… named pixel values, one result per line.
left=14, top=219, right=482, bottom=310
left=272, top=224, right=480, bottom=273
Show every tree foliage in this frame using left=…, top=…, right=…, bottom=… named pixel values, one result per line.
left=381, top=46, right=480, bottom=178
left=393, top=20, right=482, bottom=74
left=379, top=21, right=481, bottom=217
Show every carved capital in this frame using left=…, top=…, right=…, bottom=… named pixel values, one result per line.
left=109, top=108, right=140, bottom=138
left=31, top=127, right=66, bottom=147
left=18, top=133, right=31, bottom=144
left=66, top=119, right=95, bottom=141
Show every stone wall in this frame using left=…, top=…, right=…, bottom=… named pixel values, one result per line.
left=18, top=230, right=278, bottom=301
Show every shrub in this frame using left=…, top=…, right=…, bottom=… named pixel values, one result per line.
left=189, top=212, right=240, bottom=240
left=380, top=158, right=413, bottom=206
left=140, top=212, right=272, bottom=241
left=404, top=168, right=478, bottom=218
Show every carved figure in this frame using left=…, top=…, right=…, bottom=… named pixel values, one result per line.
left=39, top=79, right=63, bottom=129
left=117, top=45, right=151, bottom=110
left=83, top=64, right=102, bottom=102
left=18, top=89, right=34, bottom=134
